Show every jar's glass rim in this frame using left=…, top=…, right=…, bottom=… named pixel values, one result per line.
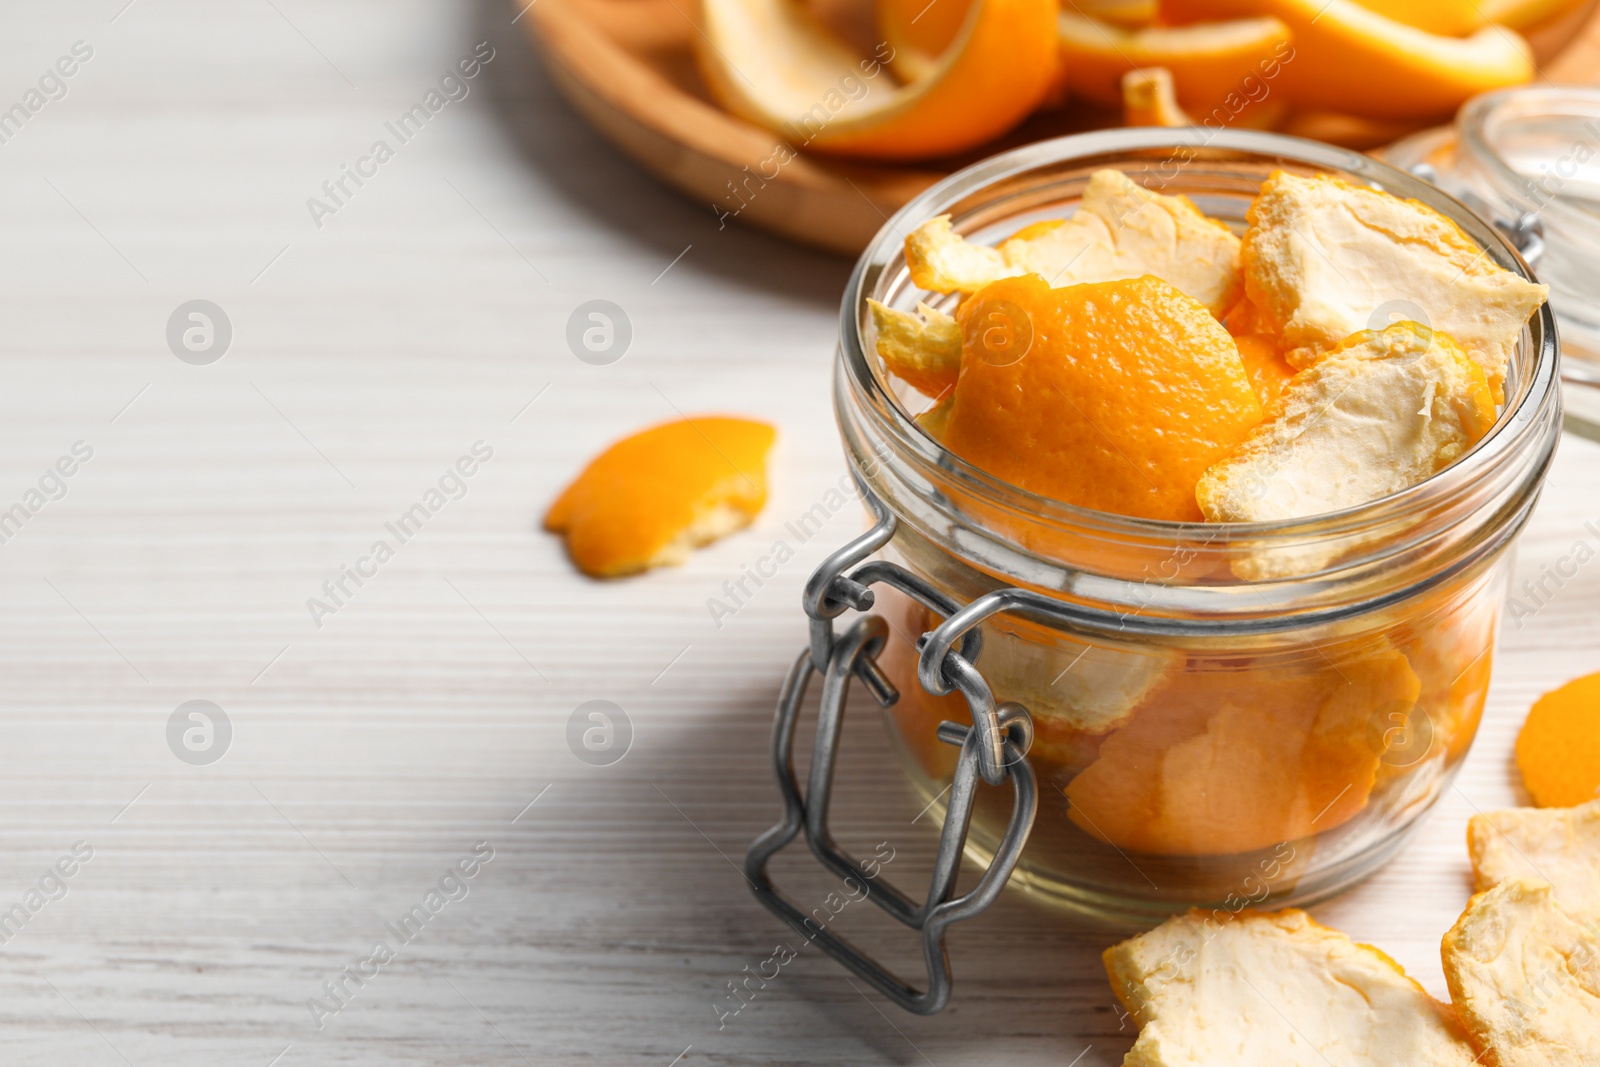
left=838, top=128, right=1561, bottom=545
left=1458, top=85, right=1600, bottom=231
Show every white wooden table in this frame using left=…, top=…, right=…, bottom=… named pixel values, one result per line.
left=3, top=1, right=1598, bottom=1063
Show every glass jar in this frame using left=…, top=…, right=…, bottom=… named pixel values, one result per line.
left=1383, top=87, right=1600, bottom=437
left=835, top=129, right=1561, bottom=928
left=1384, top=88, right=1599, bottom=370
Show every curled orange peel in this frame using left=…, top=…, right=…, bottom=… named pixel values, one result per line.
left=1060, top=10, right=1292, bottom=123
left=874, top=0, right=972, bottom=82
left=695, top=0, right=1060, bottom=160
left=867, top=298, right=961, bottom=397
left=1160, top=0, right=1533, bottom=120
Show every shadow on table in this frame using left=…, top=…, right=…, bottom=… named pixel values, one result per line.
left=552, top=664, right=1138, bottom=1064
left=473, top=0, right=854, bottom=307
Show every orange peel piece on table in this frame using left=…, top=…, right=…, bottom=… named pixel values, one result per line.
left=1443, top=880, right=1600, bottom=1066
left=1160, top=0, right=1534, bottom=120
left=1241, top=169, right=1548, bottom=399
left=1066, top=643, right=1418, bottom=856
left=865, top=298, right=961, bottom=397
left=906, top=169, right=1243, bottom=315
left=1107, top=910, right=1479, bottom=1063
left=939, top=274, right=1263, bottom=522
left=695, top=0, right=1059, bottom=161
left=544, top=417, right=775, bottom=578
left=1059, top=10, right=1292, bottom=125
left=1469, top=799, right=1600, bottom=923
left=1121, top=68, right=1192, bottom=127
left=1516, top=671, right=1600, bottom=809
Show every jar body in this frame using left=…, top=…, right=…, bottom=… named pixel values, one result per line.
left=835, top=130, right=1560, bottom=926
left=872, top=528, right=1507, bottom=924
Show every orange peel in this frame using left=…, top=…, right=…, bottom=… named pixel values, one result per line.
left=1241, top=169, right=1548, bottom=399
left=1482, top=0, right=1595, bottom=31
left=1067, top=644, right=1418, bottom=855
left=866, top=298, right=961, bottom=397
left=1160, top=0, right=1534, bottom=120
left=695, top=0, right=1059, bottom=160
left=1352, top=0, right=1590, bottom=34
left=1233, top=332, right=1295, bottom=409
left=874, top=0, right=971, bottom=82
left=1516, top=671, right=1600, bottom=809
left=1468, top=800, right=1600, bottom=921
left=906, top=169, right=1243, bottom=315
left=1345, top=0, right=1485, bottom=36
left=1443, top=880, right=1600, bottom=1065
left=1108, top=910, right=1479, bottom=1059
left=1060, top=10, right=1292, bottom=125
left=1121, top=68, right=1192, bottom=127
left=544, top=416, right=775, bottom=578
left=1198, top=324, right=1498, bottom=522
left=1077, top=0, right=1160, bottom=28
left=940, top=274, right=1262, bottom=522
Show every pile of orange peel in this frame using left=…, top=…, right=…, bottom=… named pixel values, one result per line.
left=873, top=167, right=1544, bottom=535
left=861, top=165, right=1547, bottom=860
left=689, top=0, right=1582, bottom=161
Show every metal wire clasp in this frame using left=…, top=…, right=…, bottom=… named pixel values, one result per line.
left=744, top=485, right=1038, bottom=1014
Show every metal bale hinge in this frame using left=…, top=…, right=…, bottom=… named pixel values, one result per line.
left=744, top=492, right=1038, bottom=1015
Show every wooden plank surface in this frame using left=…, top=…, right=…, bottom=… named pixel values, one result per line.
left=1, top=1, right=1598, bottom=1064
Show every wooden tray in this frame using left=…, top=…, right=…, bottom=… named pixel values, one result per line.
left=522, top=0, right=1600, bottom=256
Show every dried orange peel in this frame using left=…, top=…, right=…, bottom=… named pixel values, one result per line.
left=1241, top=170, right=1548, bottom=399
left=940, top=274, right=1262, bottom=522
left=906, top=169, right=1242, bottom=315
left=1108, top=910, right=1478, bottom=1060
left=695, top=0, right=1058, bottom=160
left=1198, top=323, right=1497, bottom=527
left=1516, top=671, right=1600, bottom=809
left=1121, top=68, right=1192, bottom=128
left=1059, top=10, right=1291, bottom=124
left=1160, top=0, right=1534, bottom=120
left=544, top=417, right=775, bottom=578
left=1067, top=643, right=1418, bottom=854
left=866, top=298, right=961, bottom=397
left=1468, top=799, right=1600, bottom=921
left=1443, top=880, right=1600, bottom=1065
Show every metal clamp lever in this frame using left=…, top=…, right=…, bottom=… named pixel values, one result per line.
left=744, top=617, right=1037, bottom=1013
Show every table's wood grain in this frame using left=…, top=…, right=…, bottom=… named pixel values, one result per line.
left=2, top=1, right=1598, bottom=1064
